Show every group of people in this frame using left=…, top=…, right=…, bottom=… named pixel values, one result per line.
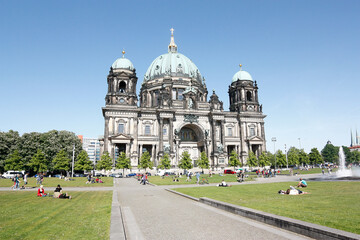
left=86, top=174, right=104, bottom=184
left=37, top=184, right=72, bottom=199
left=138, top=173, right=149, bottom=185
left=278, top=178, right=310, bottom=195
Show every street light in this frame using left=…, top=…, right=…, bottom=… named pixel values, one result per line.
left=271, top=137, right=277, bottom=173
left=285, top=144, right=288, bottom=169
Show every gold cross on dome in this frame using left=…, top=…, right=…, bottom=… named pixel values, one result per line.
left=170, top=28, right=174, bottom=35
left=239, top=64, right=242, bottom=70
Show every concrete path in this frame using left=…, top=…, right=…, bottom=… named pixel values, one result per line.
left=112, top=177, right=313, bottom=240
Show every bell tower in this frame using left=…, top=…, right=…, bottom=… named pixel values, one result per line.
left=105, top=51, right=138, bottom=106
left=229, top=64, right=262, bottom=113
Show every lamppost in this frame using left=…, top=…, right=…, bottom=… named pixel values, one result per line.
left=285, top=144, right=288, bottom=169
left=271, top=137, right=277, bottom=173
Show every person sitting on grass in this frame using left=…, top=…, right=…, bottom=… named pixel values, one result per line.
left=53, top=184, right=71, bottom=199
left=278, top=186, right=310, bottom=195
left=297, top=178, right=307, bottom=188
left=172, top=176, right=179, bottom=182
left=37, top=185, right=47, bottom=197
left=86, top=174, right=92, bottom=184
left=217, top=179, right=231, bottom=187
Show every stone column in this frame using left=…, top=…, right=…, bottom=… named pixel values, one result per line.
left=211, top=119, right=216, bottom=167
left=111, top=144, right=115, bottom=165
left=221, top=120, right=225, bottom=145
left=151, top=144, right=155, bottom=164
left=104, top=116, right=110, bottom=153
left=158, top=118, right=164, bottom=152
left=133, top=118, right=138, bottom=155
left=261, top=123, right=266, bottom=152
left=126, top=143, right=130, bottom=156
left=239, top=120, right=245, bottom=166
left=169, top=117, right=174, bottom=152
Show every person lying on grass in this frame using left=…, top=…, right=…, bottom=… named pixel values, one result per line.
left=278, top=186, right=310, bottom=195
left=297, top=178, right=307, bottom=188
left=37, top=185, right=48, bottom=197
left=217, top=179, right=231, bottom=187
left=54, top=184, right=71, bottom=199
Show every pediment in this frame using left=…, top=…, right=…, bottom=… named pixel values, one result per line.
left=109, top=133, right=133, bottom=140
left=246, top=135, right=264, bottom=142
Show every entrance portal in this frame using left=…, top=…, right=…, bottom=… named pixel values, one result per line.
left=178, top=124, right=204, bottom=165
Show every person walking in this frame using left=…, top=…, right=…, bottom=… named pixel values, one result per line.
left=24, top=173, right=28, bottom=185
left=15, top=174, right=20, bottom=190
left=196, top=172, right=200, bottom=184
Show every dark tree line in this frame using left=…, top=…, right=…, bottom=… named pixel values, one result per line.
left=0, top=130, right=82, bottom=173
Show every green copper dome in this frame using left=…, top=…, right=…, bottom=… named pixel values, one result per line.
left=144, top=52, right=202, bottom=82
left=144, top=28, right=202, bottom=83
left=112, top=51, right=134, bottom=70
left=232, top=69, right=253, bottom=82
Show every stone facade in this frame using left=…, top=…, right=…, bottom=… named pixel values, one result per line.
left=101, top=32, right=266, bottom=168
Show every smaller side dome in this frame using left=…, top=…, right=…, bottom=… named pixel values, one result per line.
left=111, top=51, right=134, bottom=70
left=112, top=58, right=134, bottom=70
left=232, top=64, right=253, bottom=82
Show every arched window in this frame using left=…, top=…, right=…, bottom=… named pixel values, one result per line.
left=119, top=81, right=126, bottom=93
left=118, top=124, right=124, bottom=134
left=180, top=127, right=197, bottom=141
left=144, top=125, right=151, bottom=135
left=249, top=125, right=256, bottom=137
left=246, top=91, right=252, bottom=101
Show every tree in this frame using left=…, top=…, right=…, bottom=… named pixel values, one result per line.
left=287, top=147, right=299, bottom=166
left=247, top=151, right=258, bottom=168
left=52, top=149, right=71, bottom=174
left=178, top=151, right=193, bottom=171
left=158, top=153, right=171, bottom=170
left=298, top=149, right=310, bottom=166
left=309, top=148, right=323, bottom=165
left=29, top=149, right=49, bottom=173
left=321, top=143, right=339, bottom=164
left=139, top=151, right=153, bottom=172
left=197, top=152, right=209, bottom=172
left=0, top=130, right=20, bottom=173
left=228, top=150, right=240, bottom=170
left=266, top=152, right=275, bottom=167
left=96, top=151, right=113, bottom=171
left=275, top=150, right=286, bottom=168
left=75, top=150, right=93, bottom=172
left=116, top=152, right=132, bottom=175
left=346, top=150, right=360, bottom=164
left=4, top=150, right=24, bottom=171
left=258, top=152, right=270, bottom=167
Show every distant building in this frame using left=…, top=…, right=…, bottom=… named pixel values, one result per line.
left=100, top=29, right=267, bottom=168
left=82, top=138, right=101, bottom=164
left=349, top=130, right=360, bottom=152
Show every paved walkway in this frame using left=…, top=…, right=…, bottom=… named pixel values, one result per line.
left=112, top=176, right=314, bottom=240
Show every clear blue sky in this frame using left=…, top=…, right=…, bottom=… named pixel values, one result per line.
left=1, top=0, right=359, bottom=153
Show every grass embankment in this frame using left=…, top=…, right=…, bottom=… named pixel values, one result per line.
left=0, top=177, right=113, bottom=188
left=0, top=191, right=112, bottom=240
left=147, top=174, right=256, bottom=185
left=175, top=181, right=360, bottom=234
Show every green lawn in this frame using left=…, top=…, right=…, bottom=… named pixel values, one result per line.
left=174, top=181, right=360, bottom=234
left=0, top=177, right=113, bottom=188
left=277, top=167, right=338, bottom=175
left=0, top=191, right=112, bottom=240
left=147, top=174, right=256, bottom=185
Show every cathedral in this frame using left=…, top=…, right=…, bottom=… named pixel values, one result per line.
left=100, top=29, right=266, bottom=168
